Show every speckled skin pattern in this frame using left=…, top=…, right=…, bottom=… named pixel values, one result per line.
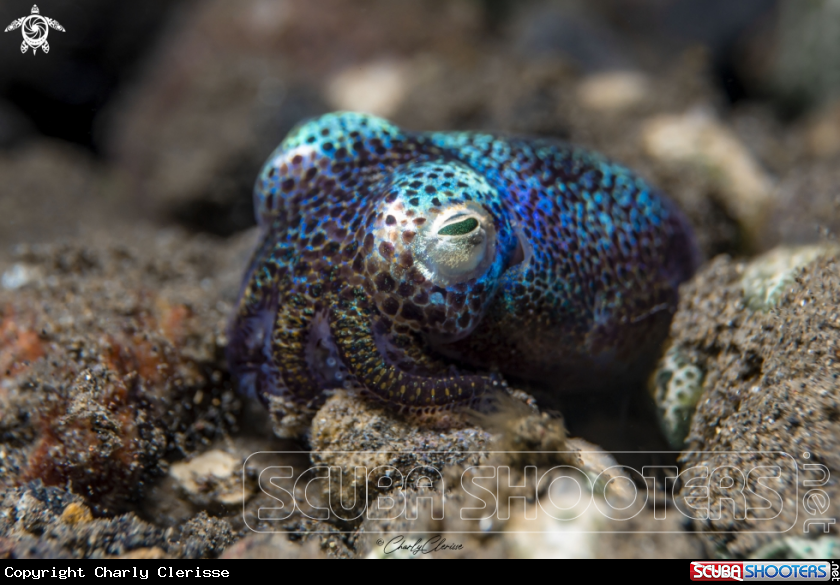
left=228, top=112, right=698, bottom=417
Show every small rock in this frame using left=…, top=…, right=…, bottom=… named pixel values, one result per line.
left=649, top=346, right=705, bottom=449
left=563, top=437, right=635, bottom=500
left=741, top=244, right=837, bottom=311
left=326, top=60, right=411, bottom=118
left=59, top=502, right=93, bottom=526
left=1, top=264, right=40, bottom=291
left=170, top=450, right=249, bottom=507
left=641, top=109, right=775, bottom=248
left=576, top=71, right=650, bottom=112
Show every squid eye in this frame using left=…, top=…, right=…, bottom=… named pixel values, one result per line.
left=438, top=217, right=479, bottom=236
left=410, top=208, right=495, bottom=285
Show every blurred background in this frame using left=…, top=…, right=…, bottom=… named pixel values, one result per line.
left=1, top=0, right=839, bottom=260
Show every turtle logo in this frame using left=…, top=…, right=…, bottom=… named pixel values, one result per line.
left=4, top=5, right=65, bottom=55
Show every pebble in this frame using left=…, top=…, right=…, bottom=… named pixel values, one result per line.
left=59, top=503, right=93, bottom=526
left=641, top=109, right=774, bottom=247
left=169, top=450, right=249, bottom=506
left=326, top=60, right=410, bottom=118
left=1, top=264, right=38, bottom=290
left=576, top=71, right=650, bottom=112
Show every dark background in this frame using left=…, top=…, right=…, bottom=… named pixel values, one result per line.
left=0, top=0, right=785, bottom=153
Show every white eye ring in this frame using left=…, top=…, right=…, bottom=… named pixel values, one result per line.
left=412, top=204, right=496, bottom=285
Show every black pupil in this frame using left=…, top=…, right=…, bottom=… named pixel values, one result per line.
left=438, top=217, right=479, bottom=236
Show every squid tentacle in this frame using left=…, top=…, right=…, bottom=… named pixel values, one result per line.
left=330, top=297, right=500, bottom=413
